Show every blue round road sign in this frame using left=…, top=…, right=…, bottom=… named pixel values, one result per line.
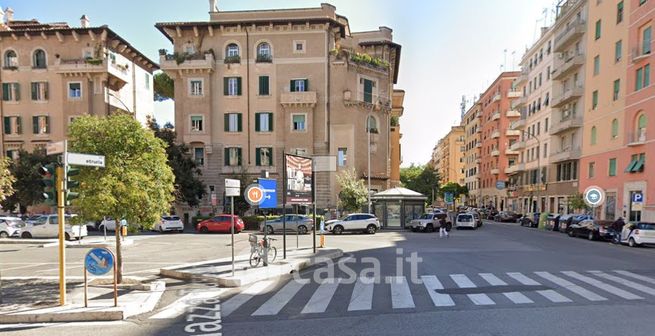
left=584, top=186, right=605, bottom=208
left=85, top=248, right=114, bottom=276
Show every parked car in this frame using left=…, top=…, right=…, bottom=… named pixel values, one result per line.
left=471, top=212, right=483, bottom=228
left=493, top=211, right=520, bottom=223
left=567, top=219, right=613, bottom=241
left=455, top=213, right=477, bottom=229
left=0, top=217, right=23, bottom=238
left=325, top=213, right=379, bottom=235
left=196, top=214, right=244, bottom=234
left=261, top=215, right=313, bottom=235
left=155, top=215, right=184, bottom=233
left=97, top=217, right=129, bottom=231
left=519, top=212, right=540, bottom=228
left=21, top=214, right=87, bottom=240
left=409, top=213, right=448, bottom=232
left=485, top=209, right=499, bottom=220
left=617, top=222, right=655, bottom=247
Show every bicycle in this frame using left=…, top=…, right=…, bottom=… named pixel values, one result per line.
left=249, top=234, right=277, bottom=267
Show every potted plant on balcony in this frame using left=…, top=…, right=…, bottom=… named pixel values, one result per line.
left=224, top=55, right=241, bottom=64
left=256, top=53, right=272, bottom=63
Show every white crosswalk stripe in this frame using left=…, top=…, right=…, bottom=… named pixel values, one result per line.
left=421, top=275, right=455, bottom=307
left=387, top=276, right=415, bottom=309
left=301, top=279, right=341, bottom=314
left=507, top=272, right=541, bottom=286
left=614, top=270, right=655, bottom=285
left=150, top=289, right=225, bottom=319
left=562, top=271, right=642, bottom=300
left=223, top=280, right=275, bottom=317
left=589, top=271, right=655, bottom=296
left=252, top=279, right=309, bottom=316
left=480, top=273, right=532, bottom=304
left=348, top=276, right=375, bottom=311
left=535, top=272, right=607, bottom=301
left=536, top=290, right=572, bottom=303
left=479, top=273, right=507, bottom=286
left=451, top=274, right=495, bottom=305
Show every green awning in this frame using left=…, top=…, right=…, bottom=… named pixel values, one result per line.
left=625, top=158, right=638, bottom=173
left=632, top=156, right=646, bottom=172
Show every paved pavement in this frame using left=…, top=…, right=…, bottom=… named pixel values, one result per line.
left=1, top=221, right=654, bottom=335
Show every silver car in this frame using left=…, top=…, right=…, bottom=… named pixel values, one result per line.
left=261, top=215, right=314, bottom=235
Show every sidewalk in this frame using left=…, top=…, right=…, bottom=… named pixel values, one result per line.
left=0, top=278, right=165, bottom=323
left=161, top=247, right=343, bottom=287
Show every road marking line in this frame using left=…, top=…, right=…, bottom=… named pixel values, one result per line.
left=535, top=272, right=607, bottom=301
left=591, top=271, right=655, bottom=296
left=467, top=293, right=495, bottom=305
left=421, top=275, right=455, bottom=307
left=347, top=276, right=375, bottom=311
left=223, top=280, right=274, bottom=317
left=387, top=276, right=415, bottom=309
left=150, top=289, right=225, bottom=319
left=301, top=279, right=341, bottom=314
left=503, top=292, right=534, bottom=304
left=251, top=279, right=309, bottom=316
left=559, top=271, right=641, bottom=300
left=1, top=263, right=49, bottom=271
left=536, top=290, right=572, bottom=303
left=451, top=274, right=495, bottom=305
left=479, top=273, right=507, bottom=286
left=614, top=270, right=655, bottom=285
left=507, top=272, right=541, bottom=286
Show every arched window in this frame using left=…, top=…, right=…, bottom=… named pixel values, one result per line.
left=33, top=49, right=46, bottom=68
left=367, top=116, right=378, bottom=133
left=226, top=44, right=239, bottom=57
left=637, top=113, right=648, bottom=140
left=257, top=42, right=271, bottom=57
left=590, top=126, right=597, bottom=145
left=611, top=119, right=619, bottom=139
left=3, top=50, right=17, bottom=68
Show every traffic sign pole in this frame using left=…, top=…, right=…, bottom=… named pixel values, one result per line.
left=56, top=165, right=66, bottom=306
left=231, top=196, right=235, bottom=277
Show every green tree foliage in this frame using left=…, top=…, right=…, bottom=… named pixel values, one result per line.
left=568, top=193, right=590, bottom=212
left=147, top=118, right=206, bottom=207
left=224, top=168, right=252, bottom=216
left=153, top=72, right=174, bottom=101
left=400, top=164, right=440, bottom=204
left=336, top=168, right=368, bottom=212
left=0, top=149, right=56, bottom=214
left=439, top=182, right=469, bottom=200
left=0, top=158, right=15, bottom=204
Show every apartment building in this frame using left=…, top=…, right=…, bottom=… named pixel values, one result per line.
left=462, top=101, right=482, bottom=206
left=390, top=89, right=404, bottom=188
left=434, top=126, right=465, bottom=186
left=579, top=0, right=630, bottom=220
left=478, top=72, right=521, bottom=210
left=507, top=27, right=556, bottom=214
left=156, top=3, right=401, bottom=214
left=0, top=10, right=157, bottom=158
left=546, top=0, right=588, bottom=214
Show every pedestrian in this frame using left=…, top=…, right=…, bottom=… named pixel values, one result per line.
left=439, top=216, right=448, bottom=238
left=611, top=217, right=625, bottom=243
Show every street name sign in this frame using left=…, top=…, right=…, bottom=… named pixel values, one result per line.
left=225, top=178, right=241, bottom=197
left=46, top=141, right=65, bottom=155
left=67, top=152, right=105, bottom=168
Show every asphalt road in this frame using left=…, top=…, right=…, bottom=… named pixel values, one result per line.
left=2, top=221, right=655, bottom=336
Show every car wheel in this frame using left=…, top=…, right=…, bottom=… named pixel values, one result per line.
left=333, top=225, right=344, bottom=235
left=425, top=224, right=434, bottom=233
left=0, top=231, right=8, bottom=239
left=65, top=233, right=71, bottom=241
left=587, top=231, right=595, bottom=241
left=98, top=225, right=105, bottom=232
left=629, top=238, right=638, bottom=247
left=366, top=224, right=377, bottom=234
left=159, top=226, right=164, bottom=233
left=200, top=226, right=209, bottom=233
left=568, top=229, right=575, bottom=237
left=266, top=225, right=274, bottom=235
left=297, top=225, right=308, bottom=235
left=21, top=232, right=32, bottom=239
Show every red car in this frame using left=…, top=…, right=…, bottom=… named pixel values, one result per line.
left=196, top=215, right=244, bottom=233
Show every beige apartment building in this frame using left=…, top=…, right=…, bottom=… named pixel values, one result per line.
left=390, top=89, right=404, bottom=188
left=156, top=3, right=402, bottom=214
left=462, top=101, right=481, bottom=206
left=432, top=125, right=465, bottom=187
left=0, top=10, right=158, bottom=158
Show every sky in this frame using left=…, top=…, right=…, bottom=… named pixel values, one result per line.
left=5, top=0, right=558, bottom=166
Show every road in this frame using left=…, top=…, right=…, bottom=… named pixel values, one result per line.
left=2, top=221, right=654, bottom=336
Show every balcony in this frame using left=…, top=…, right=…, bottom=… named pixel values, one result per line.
left=549, top=147, right=582, bottom=163
left=551, top=85, right=584, bottom=108
left=627, top=130, right=647, bottom=146
left=505, top=148, right=520, bottom=156
left=54, top=58, right=105, bottom=74
left=475, top=143, right=482, bottom=148
left=506, top=129, right=521, bottom=137
left=492, top=93, right=501, bottom=102
left=505, top=163, right=525, bottom=175
left=511, top=119, right=526, bottom=130
left=506, top=109, right=521, bottom=118
left=552, top=53, right=585, bottom=80
left=280, top=91, right=318, bottom=108
left=491, top=168, right=500, bottom=175
left=510, top=141, right=526, bottom=151
left=549, top=114, right=583, bottom=135
left=475, top=158, right=481, bottom=164
left=515, top=69, right=529, bottom=85
left=160, top=52, right=215, bottom=72
left=507, top=90, right=522, bottom=99
left=515, top=95, right=528, bottom=108
left=491, top=149, right=500, bottom=157
left=631, top=46, right=652, bottom=63
left=491, top=112, right=501, bottom=121
left=554, top=18, right=586, bottom=53
left=491, top=130, right=500, bottom=139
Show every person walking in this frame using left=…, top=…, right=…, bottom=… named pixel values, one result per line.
left=439, top=216, right=448, bottom=238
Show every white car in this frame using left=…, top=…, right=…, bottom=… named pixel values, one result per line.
left=155, top=215, right=184, bottom=233
left=618, top=222, right=655, bottom=247
left=325, top=213, right=379, bottom=235
left=455, top=213, right=477, bottom=229
left=410, top=213, right=449, bottom=232
left=98, top=217, right=127, bottom=231
left=0, top=217, right=23, bottom=238
left=21, top=214, right=87, bottom=240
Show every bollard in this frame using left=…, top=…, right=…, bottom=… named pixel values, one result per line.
left=320, top=234, right=325, bottom=248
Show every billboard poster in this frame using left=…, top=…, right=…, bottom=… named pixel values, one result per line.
left=285, top=154, right=313, bottom=204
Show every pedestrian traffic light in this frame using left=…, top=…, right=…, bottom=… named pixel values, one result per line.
left=65, top=166, right=80, bottom=206
left=39, top=163, right=57, bottom=205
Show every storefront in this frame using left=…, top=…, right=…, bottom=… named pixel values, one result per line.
left=372, top=188, right=427, bottom=230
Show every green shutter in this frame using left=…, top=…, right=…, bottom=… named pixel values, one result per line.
left=255, top=113, right=261, bottom=132
left=237, top=77, right=242, bottom=95
left=645, top=64, right=651, bottom=87
left=268, top=148, right=273, bottom=166
left=31, top=83, right=37, bottom=100
left=637, top=68, right=644, bottom=90
left=33, top=116, right=39, bottom=134
left=364, top=79, right=373, bottom=103
left=632, top=155, right=646, bottom=172
left=3, top=117, right=10, bottom=134
left=224, top=114, right=229, bottom=132
left=237, top=148, right=242, bottom=166
left=303, top=79, right=309, bottom=91
left=45, top=116, right=50, bottom=134
left=237, top=113, right=242, bottom=132
left=290, top=80, right=296, bottom=92
left=609, top=158, right=617, bottom=176
left=2, top=83, right=8, bottom=101
left=259, top=76, right=269, bottom=95
left=625, top=156, right=638, bottom=173
left=14, top=83, right=19, bottom=100
left=224, top=148, right=229, bottom=166
left=16, top=117, right=21, bottom=134
left=644, top=27, right=652, bottom=54
left=615, top=40, right=622, bottom=61
left=256, top=148, right=261, bottom=166
left=223, top=77, right=229, bottom=95
left=44, top=82, right=49, bottom=100
left=595, top=20, right=601, bottom=39
left=268, top=113, right=274, bottom=131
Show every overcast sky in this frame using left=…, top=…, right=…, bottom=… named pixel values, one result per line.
left=7, top=0, right=558, bottom=165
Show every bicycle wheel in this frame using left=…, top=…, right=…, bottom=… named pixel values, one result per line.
left=267, top=247, right=277, bottom=264
left=249, top=250, right=261, bottom=267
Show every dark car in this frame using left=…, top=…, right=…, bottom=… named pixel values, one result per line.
left=493, top=211, right=520, bottom=223
left=519, top=212, right=540, bottom=228
left=567, top=219, right=613, bottom=241
left=486, top=209, right=499, bottom=220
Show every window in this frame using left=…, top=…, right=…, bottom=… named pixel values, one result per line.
left=547, top=66, right=551, bottom=80
left=3, top=116, right=22, bottom=135
left=593, top=55, right=600, bottom=76
left=612, top=79, right=620, bottom=101
left=292, top=114, right=306, bottom=131
left=190, top=79, right=203, bottom=96
left=224, top=147, right=242, bottom=167
left=226, top=43, right=239, bottom=57
left=637, top=114, right=648, bottom=140
left=642, top=26, right=652, bottom=55
left=592, top=90, right=598, bottom=109
left=3, top=50, right=17, bottom=68
left=611, top=119, right=619, bottom=139
left=609, top=158, right=617, bottom=176
left=256, top=147, right=273, bottom=166
left=543, top=143, right=548, bottom=158
left=256, top=42, right=272, bottom=62
left=545, top=118, right=549, bottom=132
left=194, top=147, right=204, bottom=166
left=224, top=77, right=242, bottom=96
left=626, top=153, right=646, bottom=173
left=224, top=113, right=242, bottom=132
left=588, top=162, right=595, bottom=178
left=591, top=126, right=597, bottom=145
left=255, top=112, right=273, bottom=132
left=362, top=78, right=375, bottom=103
left=640, top=0, right=648, bottom=5
left=367, top=116, right=378, bottom=133
left=258, top=76, right=270, bottom=96
left=293, top=40, right=306, bottom=53
left=595, top=20, right=601, bottom=40
left=32, top=49, right=46, bottom=68
left=615, top=40, right=622, bottom=62
left=191, top=116, right=203, bottom=132
left=338, top=148, right=347, bottom=167
left=290, top=79, right=308, bottom=92
left=32, top=116, right=50, bottom=134
left=636, top=64, right=650, bottom=91
left=145, top=73, right=150, bottom=90
left=68, top=82, right=81, bottom=99
left=617, top=1, right=624, bottom=23
left=2, top=83, right=20, bottom=101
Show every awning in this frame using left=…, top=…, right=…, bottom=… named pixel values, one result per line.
left=625, top=157, right=638, bottom=173
left=632, top=155, right=646, bottom=172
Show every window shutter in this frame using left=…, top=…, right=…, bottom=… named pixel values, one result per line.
left=44, top=82, right=49, bottom=100
left=237, top=148, right=242, bottom=165
left=290, top=80, right=296, bottom=92
left=14, top=83, right=19, bottom=100
left=237, top=77, right=242, bottom=95
left=3, top=117, right=10, bottom=134
left=223, top=77, right=229, bottom=95
left=268, top=148, right=273, bottom=166
left=237, top=113, right=242, bottom=132
left=33, top=116, right=39, bottom=134
left=255, top=113, right=261, bottom=132
left=16, top=117, right=21, bottom=134
left=224, top=114, right=229, bottom=132
left=2, top=84, right=8, bottom=101
left=256, top=148, right=261, bottom=166
left=45, top=116, right=50, bottom=134
left=224, top=148, right=229, bottom=166
left=303, top=79, right=309, bottom=91
left=268, top=113, right=274, bottom=131
left=263, top=76, right=269, bottom=95
left=31, top=83, right=38, bottom=100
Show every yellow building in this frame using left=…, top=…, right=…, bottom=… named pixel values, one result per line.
left=431, top=126, right=465, bottom=186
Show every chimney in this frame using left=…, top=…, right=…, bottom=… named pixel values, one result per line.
left=5, top=7, right=13, bottom=22
left=80, top=14, right=90, bottom=28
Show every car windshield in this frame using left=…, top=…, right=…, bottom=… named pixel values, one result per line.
left=419, top=214, right=433, bottom=219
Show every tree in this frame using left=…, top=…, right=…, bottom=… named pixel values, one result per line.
left=1, top=149, right=56, bottom=214
left=68, top=114, right=175, bottom=282
left=153, top=72, right=174, bottom=101
left=336, top=168, right=368, bottom=212
left=439, top=182, right=468, bottom=200
left=400, top=164, right=440, bottom=204
left=147, top=117, right=206, bottom=207
left=0, top=158, right=15, bottom=204
left=568, top=193, right=590, bottom=212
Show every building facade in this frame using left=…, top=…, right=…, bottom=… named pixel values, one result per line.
left=432, top=125, right=465, bottom=187
left=0, top=10, right=157, bottom=158
left=462, top=101, right=481, bottom=206
left=389, top=89, right=404, bottom=188
left=156, top=3, right=401, bottom=215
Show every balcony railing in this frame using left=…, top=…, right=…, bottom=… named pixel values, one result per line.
left=506, top=129, right=521, bottom=137
left=505, top=148, right=520, bottom=156
left=510, top=141, right=526, bottom=151
left=554, top=18, right=586, bottom=52
left=507, top=90, right=522, bottom=98
left=280, top=91, right=318, bottom=107
left=549, top=147, right=581, bottom=163
left=549, top=114, right=583, bottom=135
left=505, top=163, right=525, bottom=175
left=256, top=54, right=273, bottom=63
left=631, top=46, right=652, bottom=63
left=491, top=168, right=500, bottom=175
left=627, top=130, right=647, bottom=146
left=493, top=93, right=501, bottom=102
left=160, top=52, right=215, bottom=71
left=515, top=95, right=528, bottom=108
left=491, top=149, right=500, bottom=157
left=506, top=109, right=521, bottom=118
left=492, top=112, right=501, bottom=121
left=551, top=84, right=584, bottom=108
left=552, top=53, right=585, bottom=80
left=511, top=119, right=526, bottom=130
left=515, top=69, right=529, bottom=85
left=491, top=131, right=500, bottom=139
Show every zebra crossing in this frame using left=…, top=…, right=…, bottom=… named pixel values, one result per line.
left=216, top=270, right=655, bottom=319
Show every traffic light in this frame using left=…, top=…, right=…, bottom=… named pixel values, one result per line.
left=39, top=163, right=57, bottom=205
left=65, top=166, right=80, bottom=206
